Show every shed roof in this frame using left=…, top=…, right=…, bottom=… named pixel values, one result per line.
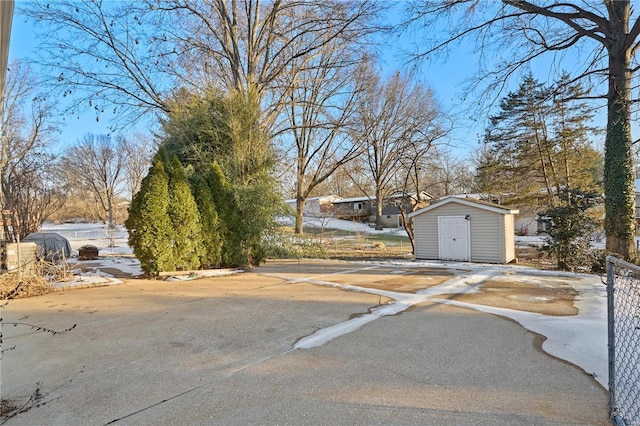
left=408, top=196, right=519, bottom=218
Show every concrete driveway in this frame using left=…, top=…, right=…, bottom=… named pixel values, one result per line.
left=0, top=260, right=608, bottom=425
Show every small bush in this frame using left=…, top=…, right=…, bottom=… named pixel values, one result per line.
left=538, top=188, right=603, bottom=271
left=299, top=241, right=327, bottom=259
left=0, top=258, right=76, bottom=299
left=585, top=248, right=620, bottom=274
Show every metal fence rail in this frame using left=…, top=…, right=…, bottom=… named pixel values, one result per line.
left=606, top=256, right=640, bottom=425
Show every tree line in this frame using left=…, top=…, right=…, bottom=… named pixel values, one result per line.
left=2, top=0, right=639, bottom=269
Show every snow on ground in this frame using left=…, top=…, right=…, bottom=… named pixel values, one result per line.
left=40, top=222, right=139, bottom=286
left=39, top=220, right=609, bottom=388
left=41, top=222, right=133, bottom=255
left=283, top=261, right=608, bottom=388
left=279, top=215, right=410, bottom=237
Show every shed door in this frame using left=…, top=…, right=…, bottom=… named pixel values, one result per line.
left=438, top=216, right=470, bottom=261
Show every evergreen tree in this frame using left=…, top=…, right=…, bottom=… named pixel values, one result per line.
left=160, top=88, right=284, bottom=267
left=162, top=89, right=227, bottom=166
left=479, top=74, right=602, bottom=208
left=483, top=74, right=557, bottom=206
left=550, top=73, right=603, bottom=193
left=220, top=90, right=284, bottom=265
left=191, top=173, right=222, bottom=268
left=207, top=161, right=245, bottom=267
left=167, top=156, right=204, bottom=270
left=125, top=159, right=174, bottom=275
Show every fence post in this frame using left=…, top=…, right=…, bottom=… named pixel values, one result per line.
left=16, top=231, right=21, bottom=282
left=606, top=255, right=617, bottom=423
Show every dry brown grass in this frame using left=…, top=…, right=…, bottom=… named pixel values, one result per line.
left=0, top=272, right=52, bottom=299
left=323, top=244, right=414, bottom=261
left=515, top=247, right=556, bottom=269
left=0, top=260, right=76, bottom=299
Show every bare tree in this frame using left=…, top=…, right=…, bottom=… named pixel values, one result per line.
left=63, top=134, right=128, bottom=229
left=3, top=153, right=65, bottom=239
left=404, top=0, right=640, bottom=258
left=280, top=31, right=365, bottom=234
left=21, top=0, right=382, bottom=128
left=0, top=61, right=59, bottom=240
left=122, top=133, right=156, bottom=200
left=394, top=140, right=433, bottom=252
left=352, top=68, right=446, bottom=229
left=424, top=148, right=474, bottom=198
left=21, top=1, right=172, bottom=125
left=311, top=162, right=370, bottom=198
left=154, top=1, right=381, bottom=93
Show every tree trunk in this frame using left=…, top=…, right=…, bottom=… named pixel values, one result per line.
left=604, top=34, right=636, bottom=259
left=294, top=161, right=306, bottom=234
left=375, top=189, right=383, bottom=230
left=399, top=208, right=415, bottom=254
left=107, top=194, right=115, bottom=229
left=295, top=195, right=306, bottom=235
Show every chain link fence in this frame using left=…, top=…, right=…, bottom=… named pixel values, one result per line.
left=606, top=256, right=640, bottom=425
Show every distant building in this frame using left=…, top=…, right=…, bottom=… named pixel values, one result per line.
left=332, top=192, right=432, bottom=228
left=284, top=195, right=342, bottom=217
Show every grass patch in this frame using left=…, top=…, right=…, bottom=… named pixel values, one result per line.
left=271, top=225, right=414, bottom=261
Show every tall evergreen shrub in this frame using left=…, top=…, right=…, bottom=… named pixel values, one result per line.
left=191, top=173, right=222, bottom=268
left=207, top=161, right=245, bottom=266
left=167, top=156, right=204, bottom=270
left=125, top=160, right=174, bottom=275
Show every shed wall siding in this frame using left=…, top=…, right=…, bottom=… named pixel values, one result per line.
left=413, top=203, right=510, bottom=263
left=413, top=211, right=439, bottom=260
left=468, top=208, right=503, bottom=263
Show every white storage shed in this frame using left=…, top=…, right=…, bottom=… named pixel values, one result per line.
left=408, top=197, right=519, bottom=264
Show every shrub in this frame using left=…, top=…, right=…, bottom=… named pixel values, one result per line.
left=538, top=188, right=602, bottom=271
left=191, top=174, right=222, bottom=268
left=167, top=156, right=204, bottom=270
left=125, top=159, right=175, bottom=276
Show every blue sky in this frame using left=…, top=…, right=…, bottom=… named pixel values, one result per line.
left=9, top=11, right=118, bottom=147
left=7, top=2, right=610, bottom=159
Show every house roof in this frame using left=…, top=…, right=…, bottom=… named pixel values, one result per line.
left=332, top=192, right=430, bottom=205
left=408, top=196, right=519, bottom=218
left=449, top=193, right=500, bottom=202
left=284, top=195, right=342, bottom=204
left=332, top=195, right=373, bottom=204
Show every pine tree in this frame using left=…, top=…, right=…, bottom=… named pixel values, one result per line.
left=483, top=74, right=557, bottom=206
left=480, top=74, right=602, bottom=208
left=167, top=156, right=204, bottom=270
left=550, top=73, right=603, bottom=193
left=125, top=159, right=174, bottom=275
